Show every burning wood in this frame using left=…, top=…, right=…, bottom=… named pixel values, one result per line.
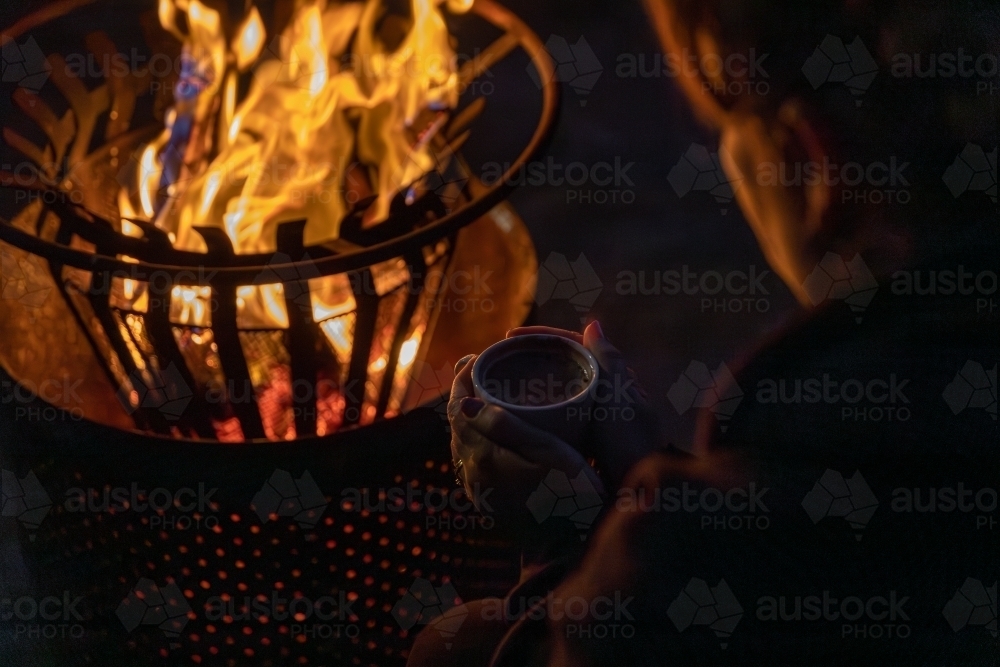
left=121, top=0, right=470, bottom=253
left=112, top=1, right=471, bottom=429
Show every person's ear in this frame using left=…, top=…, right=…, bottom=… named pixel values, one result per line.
left=717, top=100, right=833, bottom=304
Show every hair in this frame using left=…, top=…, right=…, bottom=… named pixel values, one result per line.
left=644, top=0, right=998, bottom=256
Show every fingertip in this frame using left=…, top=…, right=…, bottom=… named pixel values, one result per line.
left=454, top=354, right=475, bottom=375
left=582, top=321, right=599, bottom=347
left=589, top=320, right=606, bottom=339
left=583, top=320, right=609, bottom=349
left=449, top=354, right=478, bottom=405
left=457, top=354, right=476, bottom=379
left=583, top=331, right=628, bottom=375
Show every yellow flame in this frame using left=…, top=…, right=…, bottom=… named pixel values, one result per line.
left=108, top=255, right=149, bottom=313
left=117, top=192, right=144, bottom=238
left=170, top=285, right=212, bottom=327
left=233, top=6, right=265, bottom=71
left=310, top=274, right=357, bottom=322
left=138, top=143, right=161, bottom=219
left=158, top=0, right=186, bottom=39
left=122, top=0, right=471, bottom=394
left=218, top=72, right=237, bottom=152
left=200, top=169, right=223, bottom=217
left=236, top=284, right=289, bottom=329
left=398, top=333, right=420, bottom=368
left=134, top=0, right=471, bottom=254
left=320, top=316, right=354, bottom=359
left=187, top=0, right=220, bottom=38
left=302, top=4, right=328, bottom=97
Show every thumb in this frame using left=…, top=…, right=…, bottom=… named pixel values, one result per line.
left=584, top=321, right=642, bottom=404
left=584, top=321, right=630, bottom=378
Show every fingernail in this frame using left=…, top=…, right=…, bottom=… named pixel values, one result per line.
left=460, top=397, right=485, bottom=418
left=590, top=320, right=605, bottom=339
left=454, top=354, right=475, bottom=374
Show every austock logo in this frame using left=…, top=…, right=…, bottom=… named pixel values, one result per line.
left=535, top=252, right=603, bottom=323
left=801, top=252, right=878, bottom=323
left=253, top=251, right=321, bottom=316
left=396, top=142, right=470, bottom=214
left=252, top=469, right=329, bottom=529
left=2, top=376, right=85, bottom=423
left=667, top=578, right=743, bottom=649
left=615, top=265, right=773, bottom=316
left=0, top=246, right=52, bottom=311
left=668, top=144, right=742, bottom=215
left=667, top=360, right=744, bottom=432
left=531, top=34, right=603, bottom=106
left=889, top=266, right=998, bottom=317
left=755, top=373, right=912, bottom=423
left=1, top=157, right=85, bottom=207
left=392, top=578, right=467, bottom=650
left=526, top=469, right=604, bottom=537
left=942, top=143, right=997, bottom=204
left=0, top=468, right=51, bottom=540
left=1, top=591, right=88, bottom=641
left=480, top=156, right=636, bottom=205
left=205, top=589, right=359, bottom=641
left=757, top=589, right=911, bottom=640
left=1, top=35, right=51, bottom=94
left=942, top=361, right=997, bottom=420
left=252, top=33, right=321, bottom=91
left=801, top=35, right=878, bottom=106
left=403, top=360, right=455, bottom=422
left=615, top=48, right=770, bottom=97
left=890, top=49, right=999, bottom=95
left=757, top=156, right=911, bottom=205
left=63, top=481, right=220, bottom=531
left=340, top=483, right=494, bottom=532
left=801, top=469, right=879, bottom=541
left=942, top=578, right=997, bottom=637
left=487, top=590, right=635, bottom=640
left=891, top=483, right=997, bottom=530
left=120, top=362, right=194, bottom=421
left=616, top=482, right=771, bottom=532
left=116, top=141, right=190, bottom=212
left=116, top=578, right=192, bottom=650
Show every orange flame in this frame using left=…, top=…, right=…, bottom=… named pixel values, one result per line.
left=120, top=0, right=470, bottom=330
left=125, top=0, right=469, bottom=255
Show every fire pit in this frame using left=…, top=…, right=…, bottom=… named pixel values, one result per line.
left=0, top=0, right=557, bottom=442
left=0, top=2, right=557, bottom=665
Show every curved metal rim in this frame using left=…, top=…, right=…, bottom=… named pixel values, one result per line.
left=0, top=0, right=560, bottom=283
